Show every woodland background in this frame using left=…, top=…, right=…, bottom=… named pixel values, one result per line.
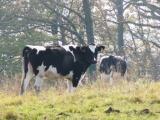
left=0, top=0, right=160, bottom=81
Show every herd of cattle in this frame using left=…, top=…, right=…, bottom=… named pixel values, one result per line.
left=20, top=42, right=127, bottom=95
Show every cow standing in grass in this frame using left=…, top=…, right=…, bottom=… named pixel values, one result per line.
left=20, top=44, right=105, bottom=95
left=99, top=55, right=127, bottom=85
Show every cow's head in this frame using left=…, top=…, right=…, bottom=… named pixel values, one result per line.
left=93, top=45, right=105, bottom=60
left=69, top=45, right=105, bottom=64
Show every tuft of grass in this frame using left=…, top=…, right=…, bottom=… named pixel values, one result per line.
left=5, top=111, right=18, bottom=120
left=129, top=97, right=144, bottom=103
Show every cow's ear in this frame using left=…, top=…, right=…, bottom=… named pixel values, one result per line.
left=69, top=46, right=81, bottom=53
left=81, top=46, right=87, bottom=53
left=69, top=46, right=76, bottom=51
left=96, top=46, right=105, bottom=52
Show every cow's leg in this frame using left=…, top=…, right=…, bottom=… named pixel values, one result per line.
left=34, top=75, right=43, bottom=94
left=123, top=69, right=128, bottom=82
left=67, top=75, right=80, bottom=93
left=67, top=80, right=75, bottom=92
left=109, top=71, right=113, bottom=85
left=34, top=62, right=46, bottom=94
left=20, top=63, right=33, bottom=95
left=78, top=73, right=86, bottom=86
left=126, top=69, right=129, bottom=81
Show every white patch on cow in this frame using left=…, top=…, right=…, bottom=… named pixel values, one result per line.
left=27, top=45, right=46, bottom=54
left=89, top=45, right=96, bottom=53
left=45, top=66, right=59, bottom=79
left=34, top=63, right=46, bottom=92
left=63, top=45, right=77, bottom=61
left=37, top=62, right=46, bottom=74
left=48, top=66, right=57, bottom=74
left=99, top=55, right=109, bottom=64
left=64, top=45, right=77, bottom=53
left=58, top=41, right=63, bottom=46
left=66, top=71, right=73, bottom=79
left=45, top=66, right=73, bottom=80
left=62, top=45, right=70, bottom=52
left=114, top=55, right=126, bottom=61
left=115, top=56, right=122, bottom=59
left=58, top=42, right=77, bottom=61
left=58, top=41, right=77, bottom=52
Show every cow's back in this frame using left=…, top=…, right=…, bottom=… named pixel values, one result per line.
left=23, top=45, right=74, bottom=76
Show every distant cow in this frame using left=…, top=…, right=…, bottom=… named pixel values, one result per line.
left=99, top=55, right=127, bottom=84
left=20, top=43, right=105, bottom=95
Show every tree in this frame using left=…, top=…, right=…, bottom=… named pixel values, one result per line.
left=82, top=0, right=96, bottom=80
left=114, top=0, right=124, bottom=55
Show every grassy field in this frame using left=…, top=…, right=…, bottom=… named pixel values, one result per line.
left=0, top=79, right=160, bottom=120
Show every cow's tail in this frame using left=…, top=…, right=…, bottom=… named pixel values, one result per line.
left=20, top=47, right=31, bottom=95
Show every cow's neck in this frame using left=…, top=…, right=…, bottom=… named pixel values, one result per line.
left=73, top=61, right=91, bottom=74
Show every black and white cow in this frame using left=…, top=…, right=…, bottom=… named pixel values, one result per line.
left=99, top=55, right=127, bottom=84
left=20, top=43, right=105, bottom=95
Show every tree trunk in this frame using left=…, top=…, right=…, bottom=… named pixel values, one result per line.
left=82, top=0, right=94, bottom=44
left=115, top=0, right=124, bottom=55
left=82, top=0, right=96, bottom=81
left=59, top=17, right=67, bottom=44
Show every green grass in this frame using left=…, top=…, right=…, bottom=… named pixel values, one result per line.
left=0, top=79, right=160, bottom=120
